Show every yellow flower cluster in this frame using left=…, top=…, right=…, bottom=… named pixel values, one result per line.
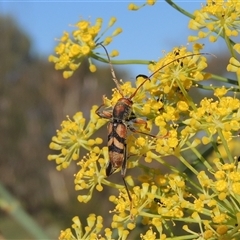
left=182, top=87, right=240, bottom=143
left=75, top=147, right=108, bottom=203
left=182, top=159, right=240, bottom=239
left=148, top=46, right=209, bottom=96
left=48, top=106, right=106, bottom=170
left=140, top=227, right=157, bottom=240
left=59, top=214, right=130, bottom=240
left=106, top=166, right=240, bottom=239
left=48, top=17, right=122, bottom=78
left=188, top=0, right=240, bottom=42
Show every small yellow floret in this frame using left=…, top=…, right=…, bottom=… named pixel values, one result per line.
left=177, top=101, right=189, bottom=111
left=81, top=45, right=91, bottom=55
left=108, top=17, right=117, bottom=27
left=103, top=37, right=112, bottom=45
left=136, top=137, right=146, bottom=147
left=209, top=35, right=217, bottom=42
left=202, top=136, right=210, bottom=145
left=63, top=71, right=73, bottom=79
left=96, top=184, right=103, bottom=191
left=110, top=50, right=119, bottom=57
left=147, top=0, right=156, bottom=5
left=89, top=64, right=97, bottom=72
left=128, top=3, right=139, bottom=10
left=216, top=225, right=228, bottom=235
left=112, top=27, right=122, bottom=36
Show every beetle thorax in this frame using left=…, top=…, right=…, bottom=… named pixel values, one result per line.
left=112, top=97, right=133, bottom=120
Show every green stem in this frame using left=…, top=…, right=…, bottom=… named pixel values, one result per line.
left=0, top=182, right=49, bottom=240
left=102, top=178, right=125, bottom=189
left=183, top=172, right=203, bottom=193
left=183, top=145, right=215, bottom=176
left=165, top=236, right=200, bottom=240
left=186, top=141, right=213, bottom=171
left=143, top=154, right=181, bottom=174
left=140, top=210, right=210, bottom=225
left=196, top=83, right=240, bottom=92
left=217, top=129, right=235, bottom=163
left=225, top=33, right=235, bottom=58
left=92, top=53, right=152, bottom=65
left=177, top=80, right=196, bottom=111
left=204, top=73, right=238, bottom=85
left=165, top=0, right=194, bottom=19
left=201, top=130, right=224, bottom=164
left=178, top=155, right=199, bottom=176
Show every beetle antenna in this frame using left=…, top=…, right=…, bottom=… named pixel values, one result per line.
left=98, top=43, right=124, bottom=96
left=129, top=52, right=215, bottom=99
left=148, top=52, right=214, bottom=79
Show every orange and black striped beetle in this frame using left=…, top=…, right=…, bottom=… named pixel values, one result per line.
left=96, top=44, right=155, bottom=201
left=96, top=43, right=211, bottom=202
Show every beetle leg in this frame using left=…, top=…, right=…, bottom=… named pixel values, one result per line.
left=128, top=118, right=156, bottom=138
left=128, top=118, right=169, bottom=138
left=128, top=126, right=156, bottom=138
left=121, top=142, right=127, bottom=177
left=95, top=95, right=113, bottom=119
left=121, top=142, right=132, bottom=203
left=96, top=108, right=112, bottom=119
left=131, top=118, right=150, bottom=130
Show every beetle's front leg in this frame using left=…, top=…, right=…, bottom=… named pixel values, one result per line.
left=96, top=106, right=112, bottom=119
left=95, top=95, right=112, bottom=119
